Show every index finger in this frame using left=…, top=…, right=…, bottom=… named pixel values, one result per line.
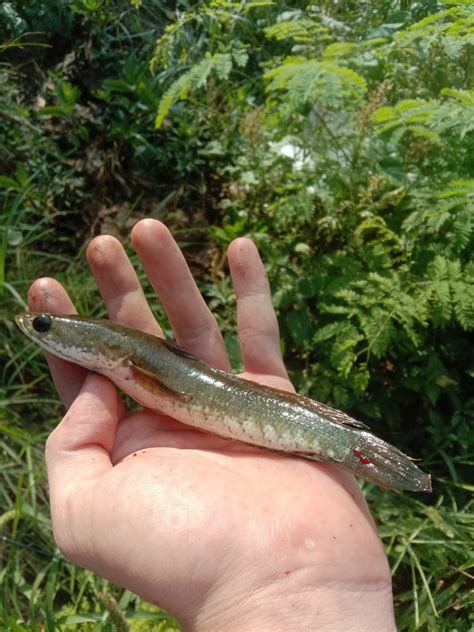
left=28, top=277, right=88, bottom=407
left=86, top=235, right=162, bottom=337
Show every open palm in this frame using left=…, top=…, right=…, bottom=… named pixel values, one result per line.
left=29, top=220, right=395, bottom=630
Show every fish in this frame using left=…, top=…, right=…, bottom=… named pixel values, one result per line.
left=16, top=312, right=432, bottom=492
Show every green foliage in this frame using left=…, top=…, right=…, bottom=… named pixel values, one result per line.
left=155, top=51, right=235, bottom=127
left=374, top=90, right=474, bottom=140
left=375, top=490, right=474, bottom=630
left=264, top=57, right=367, bottom=106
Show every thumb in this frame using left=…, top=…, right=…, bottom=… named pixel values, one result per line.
left=45, top=373, right=121, bottom=487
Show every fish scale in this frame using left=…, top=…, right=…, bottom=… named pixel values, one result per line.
left=16, top=312, right=432, bottom=492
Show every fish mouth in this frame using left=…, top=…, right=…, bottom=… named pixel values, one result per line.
left=15, top=313, right=30, bottom=335
left=15, top=312, right=42, bottom=340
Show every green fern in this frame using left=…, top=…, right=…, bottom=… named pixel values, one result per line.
left=437, top=179, right=474, bottom=198
left=151, top=0, right=277, bottom=72
left=264, top=16, right=328, bottom=44
left=314, top=272, right=422, bottom=383
left=396, top=5, right=474, bottom=46
left=264, top=57, right=366, bottom=107
left=440, top=88, right=474, bottom=106
left=402, top=180, right=474, bottom=257
left=155, top=53, right=233, bottom=128
left=373, top=90, right=474, bottom=146
left=425, top=256, right=474, bottom=329
left=373, top=100, right=433, bottom=132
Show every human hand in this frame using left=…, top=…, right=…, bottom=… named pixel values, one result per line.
left=29, top=219, right=395, bottom=631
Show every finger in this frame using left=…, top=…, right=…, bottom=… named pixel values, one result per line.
left=28, top=278, right=88, bottom=406
left=86, top=235, right=162, bottom=336
left=228, top=238, right=288, bottom=379
left=131, top=219, right=230, bottom=370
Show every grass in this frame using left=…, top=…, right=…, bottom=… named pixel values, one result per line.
left=373, top=489, right=473, bottom=630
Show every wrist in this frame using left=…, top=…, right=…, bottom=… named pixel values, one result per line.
left=185, top=572, right=396, bottom=631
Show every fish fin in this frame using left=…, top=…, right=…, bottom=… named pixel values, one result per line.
left=161, top=338, right=201, bottom=361
left=128, top=360, right=193, bottom=403
left=296, top=450, right=344, bottom=464
left=298, top=397, right=369, bottom=430
left=237, top=378, right=369, bottom=431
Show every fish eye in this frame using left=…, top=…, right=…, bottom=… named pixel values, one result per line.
left=32, top=314, right=53, bottom=332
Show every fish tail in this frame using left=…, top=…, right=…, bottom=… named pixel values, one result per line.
left=342, top=432, right=432, bottom=492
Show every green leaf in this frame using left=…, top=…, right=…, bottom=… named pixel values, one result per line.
left=37, top=105, right=74, bottom=117
left=286, top=308, right=313, bottom=347
left=0, top=176, right=19, bottom=189
left=298, top=276, right=320, bottom=299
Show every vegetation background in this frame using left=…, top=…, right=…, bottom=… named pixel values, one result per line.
left=1, top=0, right=473, bottom=630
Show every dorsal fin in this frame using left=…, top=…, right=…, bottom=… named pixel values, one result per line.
left=300, top=398, right=369, bottom=430
left=238, top=377, right=369, bottom=430
left=160, top=338, right=201, bottom=361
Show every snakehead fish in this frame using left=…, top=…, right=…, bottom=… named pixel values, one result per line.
left=16, top=313, right=431, bottom=492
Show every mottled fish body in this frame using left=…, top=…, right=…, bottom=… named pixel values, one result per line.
left=16, top=313, right=432, bottom=492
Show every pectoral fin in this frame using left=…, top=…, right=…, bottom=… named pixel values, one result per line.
left=128, top=360, right=193, bottom=403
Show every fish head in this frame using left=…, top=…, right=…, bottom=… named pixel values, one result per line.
left=15, top=312, right=131, bottom=371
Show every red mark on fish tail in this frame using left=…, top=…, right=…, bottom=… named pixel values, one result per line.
left=352, top=449, right=371, bottom=465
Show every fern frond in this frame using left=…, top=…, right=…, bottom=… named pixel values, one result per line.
left=451, top=208, right=474, bottom=252
left=452, top=280, right=474, bottom=329
left=313, top=321, right=346, bottom=343
left=397, top=6, right=474, bottom=42
left=264, top=16, right=326, bottom=44
left=425, top=256, right=474, bottom=327
left=327, top=322, right=364, bottom=377
left=373, top=99, right=433, bottom=134
left=155, top=53, right=233, bottom=128
left=241, top=0, right=276, bottom=11
left=322, top=61, right=367, bottom=91
left=322, top=42, right=357, bottom=58
left=373, top=106, right=396, bottom=124
left=213, top=52, right=232, bottom=79
left=437, top=180, right=474, bottom=199
left=362, top=307, right=397, bottom=358
left=264, top=57, right=366, bottom=107
left=404, top=8, right=461, bottom=32
left=374, top=91, right=474, bottom=140
left=440, top=88, right=474, bottom=105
